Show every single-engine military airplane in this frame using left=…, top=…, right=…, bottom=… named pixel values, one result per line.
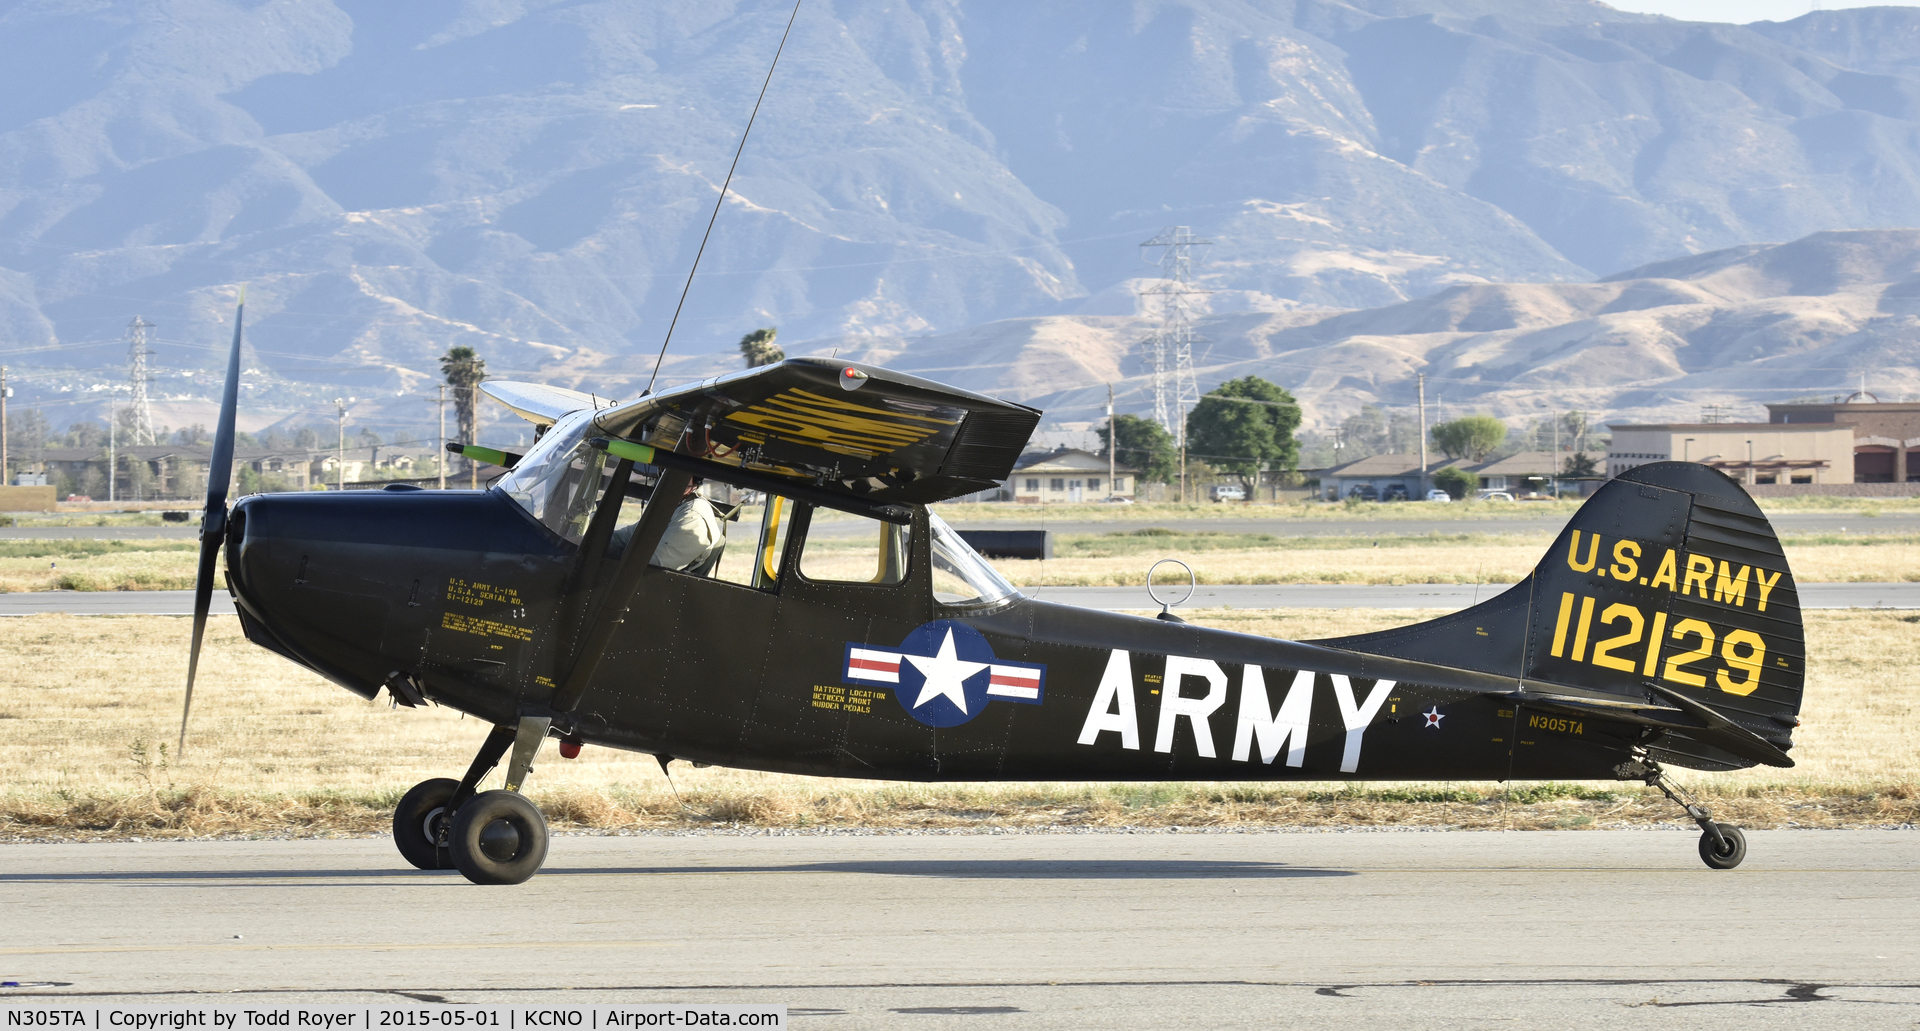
left=175, top=300, right=1805, bottom=884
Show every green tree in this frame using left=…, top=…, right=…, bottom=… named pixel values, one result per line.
left=439, top=345, right=488, bottom=455
left=1431, top=415, right=1507, bottom=462
left=1184, top=377, right=1302, bottom=495
left=64, top=421, right=105, bottom=448
left=738, top=328, right=783, bottom=368
left=1431, top=466, right=1477, bottom=500
left=1096, top=414, right=1178, bottom=484
left=1562, top=451, right=1598, bottom=478
left=7, top=407, right=49, bottom=449
left=174, top=460, right=205, bottom=500
left=123, top=455, right=154, bottom=500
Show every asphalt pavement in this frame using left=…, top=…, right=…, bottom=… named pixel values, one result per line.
left=0, top=832, right=1912, bottom=1028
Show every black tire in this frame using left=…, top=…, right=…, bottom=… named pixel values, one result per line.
left=449, top=789, right=549, bottom=885
left=1698, top=823, right=1747, bottom=870
left=393, top=777, right=459, bottom=870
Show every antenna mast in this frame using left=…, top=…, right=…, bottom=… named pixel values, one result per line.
left=1136, top=227, right=1210, bottom=435
left=127, top=315, right=156, bottom=446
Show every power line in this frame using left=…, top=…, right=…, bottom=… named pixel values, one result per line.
left=646, top=0, right=804, bottom=394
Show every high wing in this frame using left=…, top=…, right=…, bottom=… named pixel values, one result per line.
left=482, top=381, right=607, bottom=427
left=587, top=358, right=1041, bottom=504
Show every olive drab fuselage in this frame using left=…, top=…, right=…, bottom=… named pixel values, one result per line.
left=223, top=459, right=1801, bottom=785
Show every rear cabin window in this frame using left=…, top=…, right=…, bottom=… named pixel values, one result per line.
left=798, top=507, right=909, bottom=585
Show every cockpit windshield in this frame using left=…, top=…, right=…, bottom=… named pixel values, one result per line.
left=928, top=512, right=1017, bottom=607
left=495, top=410, right=608, bottom=543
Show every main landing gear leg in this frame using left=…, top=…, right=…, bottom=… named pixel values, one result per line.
left=394, top=719, right=553, bottom=884
left=1616, top=753, right=1747, bottom=870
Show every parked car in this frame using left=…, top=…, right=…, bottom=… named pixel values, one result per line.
left=1098, top=495, right=1134, bottom=504
left=1346, top=484, right=1379, bottom=501
left=1210, top=484, right=1247, bottom=502
left=1425, top=489, right=1453, bottom=502
left=1476, top=490, right=1516, bottom=502
left=1381, top=483, right=1410, bottom=502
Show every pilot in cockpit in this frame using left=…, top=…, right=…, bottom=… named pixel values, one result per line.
left=610, top=476, right=726, bottom=576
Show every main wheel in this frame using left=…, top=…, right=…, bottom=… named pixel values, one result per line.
left=1698, top=823, right=1747, bottom=870
left=393, top=777, right=459, bottom=870
left=449, top=789, right=549, bottom=885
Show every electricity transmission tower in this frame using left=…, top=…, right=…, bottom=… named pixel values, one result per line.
left=1136, top=227, right=1210, bottom=435
left=126, top=315, right=157, bottom=446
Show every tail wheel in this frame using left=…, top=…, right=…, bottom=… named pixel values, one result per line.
left=449, top=790, right=549, bottom=885
left=1698, top=823, right=1747, bottom=870
left=393, top=777, right=459, bottom=870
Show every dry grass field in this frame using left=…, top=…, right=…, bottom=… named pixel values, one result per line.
left=1003, top=532, right=1920, bottom=586
left=5, top=531, right=1919, bottom=592
left=0, top=608, right=1912, bottom=839
left=0, top=540, right=201, bottom=592
left=928, top=495, right=1920, bottom=523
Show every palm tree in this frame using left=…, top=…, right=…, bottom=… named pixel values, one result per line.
left=439, top=346, right=487, bottom=473
left=738, top=328, right=783, bottom=368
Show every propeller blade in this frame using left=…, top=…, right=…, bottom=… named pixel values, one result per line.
left=180, top=291, right=245, bottom=758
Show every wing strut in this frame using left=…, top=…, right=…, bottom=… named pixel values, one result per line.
left=179, top=291, right=246, bottom=757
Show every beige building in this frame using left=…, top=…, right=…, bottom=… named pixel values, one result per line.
left=1606, top=423, right=1856, bottom=484
left=1008, top=448, right=1138, bottom=503
left=1766, top=399, right=1920, bottom=482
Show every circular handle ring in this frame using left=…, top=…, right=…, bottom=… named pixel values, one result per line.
left=1146, top=558, right=1196, bottom=611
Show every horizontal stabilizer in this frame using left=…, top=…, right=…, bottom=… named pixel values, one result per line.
left=1511, top=686, right=1794, bottom=768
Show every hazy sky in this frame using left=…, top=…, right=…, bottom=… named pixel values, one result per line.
left=1608, top=1, right=1918, bottom=22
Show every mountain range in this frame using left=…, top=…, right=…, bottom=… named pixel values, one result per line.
left=3, top=1, right=1920, bottom=438
left=832, top=227, right=1920, bottom=433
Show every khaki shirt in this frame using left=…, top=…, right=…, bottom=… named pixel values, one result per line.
left=650, top=496, right=725, bottom=573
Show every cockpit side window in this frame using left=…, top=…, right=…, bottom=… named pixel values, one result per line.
left=707, top=491, right=793, bottom=589
left=496, top=411, right=610, bottom=543
left=928, top=512, right=1016, bottom=606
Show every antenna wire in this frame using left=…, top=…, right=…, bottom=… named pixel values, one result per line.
left=646, top=0, right=805, bottom=394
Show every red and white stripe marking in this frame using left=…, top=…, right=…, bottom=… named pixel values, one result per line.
left=986, top=664, right=1042, bottom=700
left=845, top=647, right=902, bottom=684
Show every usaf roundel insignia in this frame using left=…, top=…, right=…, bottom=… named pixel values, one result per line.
left=842, top=620, right=1046, bottom=728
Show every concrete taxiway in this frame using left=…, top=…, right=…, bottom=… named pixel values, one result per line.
left=0, top=832, right=1913, bottom=1028
left=5, top=580, right=1917, bottom=616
